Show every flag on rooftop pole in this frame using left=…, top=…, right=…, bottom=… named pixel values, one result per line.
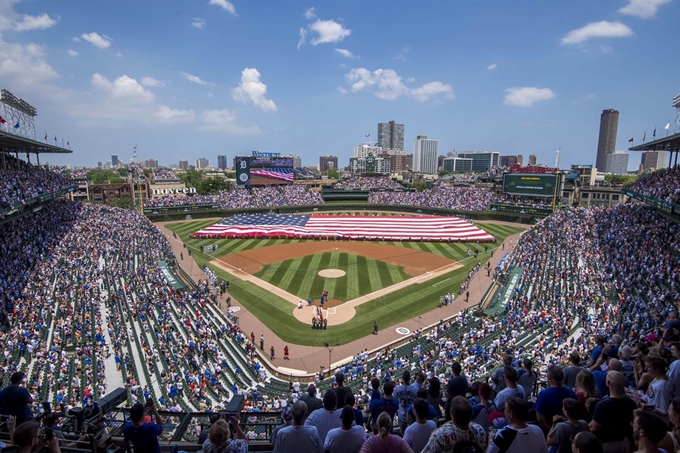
left=653, top=127, right=656, bottom=139
left=44, top=133, right=47, bottom=141
left=54, top=135, right=57, bottom=143
left=628, top=137, right=634, bottom=143
left=666, top=121, right=671, bottom=137
left=643, top=132, right=646, bottom=142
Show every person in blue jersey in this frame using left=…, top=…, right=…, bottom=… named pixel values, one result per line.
left=122, top=400, right=165, bottom=453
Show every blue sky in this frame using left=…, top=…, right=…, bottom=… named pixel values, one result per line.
left=0, top=0, right=678, bottom=170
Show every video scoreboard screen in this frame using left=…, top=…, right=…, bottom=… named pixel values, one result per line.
left=502, top=173, right=560, bottom=198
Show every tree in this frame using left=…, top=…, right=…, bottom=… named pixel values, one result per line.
left=197, top=177, right=228, bottom=194
left=112, top=197, right=135, bottom=210
left=604, top=174, right=637, bottom=185
left=117, top=168, right=128, bottom=177
left=179, top=169, right=203, bottom=189
left=87, top=169, right=125, bottom=184
left=327, top=169, right=339, bottom=179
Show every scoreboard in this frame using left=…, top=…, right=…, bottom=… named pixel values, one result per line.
left=502, top=173, right=560, bottom=198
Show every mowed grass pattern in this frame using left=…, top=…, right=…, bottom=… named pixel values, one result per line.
left=254, top=252, right=410, bottom=302
left=166, top=219, right=525, bottom=346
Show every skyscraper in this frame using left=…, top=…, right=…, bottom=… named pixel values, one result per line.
left=195, top=158, right=209, bottom=169
left=378, top=121, right=405, bottom=151
left=595, top=109, right=619, bottom=171
left=413, top=136, right=438, bottom=174
left=605, top=151, right=629, bottom=174
left=319, top=155, right=338, bottom=172
left=528, top=155, right=537, bottom=165
left=178, top=160, right=189, bottom=170
left=111, top=155, right=119, bottom=167
left=217, top=155, right=227, bottom=170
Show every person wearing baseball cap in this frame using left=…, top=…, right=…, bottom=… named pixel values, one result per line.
left=0, top=372, right=34, bottom=425
left=271, top=405, right=294, bottom=451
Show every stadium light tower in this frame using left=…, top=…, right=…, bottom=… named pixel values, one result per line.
left=0, top=89, right=37, bottom=139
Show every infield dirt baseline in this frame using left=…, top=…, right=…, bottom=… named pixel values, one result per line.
left=208, top=241, right=464, bottom=326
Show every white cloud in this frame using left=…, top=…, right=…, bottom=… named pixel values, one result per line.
left=81, top=32, right=112, bottom=49
left=115, top=52, right=123, bottom=58
left=181, top=72, right=208, bottom=85
left=67, top=49, right=78, bottom=57
left=232, top=68, right=277, bottom=112
left=0, top=35, right=58, bottom=88
left=561, top=21, right=633, bottom=45
left=504, top=87, right=555, bottom=107
left=337, top=86, right=348, bottom=94
left=191, top=18, right=206, bottom=29
left=72, top=36, right=81, bottom=42
left=487, top=63, right=497, bottom=70
left=335, top=48, right=356, bottom=58
left=0, top=2, right=57, bottom=32
left=298, top=11, right=350, bottom=48
left=304, top=7, right=316, bottom=19
left=345, top=67, right=454, bottom=102
left=393, top=47, right=409, bottom=61
left=141, top=77, right=164, bottom=87
left=297, top=28, right=307, bottom=50
left=208, top=0, right=236, bottom=15
left=406, top=77, right=415, bottom=82
left=199, top=109, right=261, bottom=134
left=155, top=105, right=195, bottom=122
left=410, top=81, right=455, bottom=102
left=309, top=19, right=350, bottom=45
left=91, top=73, right=155, bottom=104
left=618, top=0, right=670, bottom=18
left=14, top=13, right=58, bottom=31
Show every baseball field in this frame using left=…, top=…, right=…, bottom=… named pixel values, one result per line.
left=166, top=217, right=524, bottom=346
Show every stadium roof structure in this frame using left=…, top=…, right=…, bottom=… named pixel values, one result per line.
left=628, top=132, right=680, bottom=153
left=0, top=130, right=72, bottom=154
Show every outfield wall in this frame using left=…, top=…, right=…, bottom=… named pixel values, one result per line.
left=145, top=203, right=538, bottom=224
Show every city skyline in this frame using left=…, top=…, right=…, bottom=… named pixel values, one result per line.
left=1, top=0, right=678, bottom=171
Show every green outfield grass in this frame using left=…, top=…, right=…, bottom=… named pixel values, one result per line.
left=166, top=219, right=525, bottom=346
left=254, top=252, right=410, bottom=302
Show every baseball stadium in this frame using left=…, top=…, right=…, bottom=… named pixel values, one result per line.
left=2, top=57, right=680, bottom=452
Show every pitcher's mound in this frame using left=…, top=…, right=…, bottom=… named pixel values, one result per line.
left=318, top=269, right=346, bottom=278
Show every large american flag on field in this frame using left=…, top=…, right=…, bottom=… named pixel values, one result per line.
left=250, top=168, right=294, bottom=182
left=191, top=214, right=496, bottom=242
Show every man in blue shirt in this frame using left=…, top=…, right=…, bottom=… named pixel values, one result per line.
left=535, top=365, right=577, bottom=435
left=0, top=372, right=34, bottom=425
left=369, top=381, right=399, bottom=433
left=123, top=400, right=165, bottom=453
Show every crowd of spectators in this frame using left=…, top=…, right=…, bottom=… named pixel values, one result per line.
left=152, top=170, right=182, bottom=183
left=144, top=185, right=324, bottom=209
left=493, top=196, right=554, bottom=209
left=4, top=167, right=680, bottom=452
left=334, top=176, right=404, bottom=190
left=625, top=166, right=680, bottom=204
left=0, top=155, right=73, bottom=210
left=368, top=186, right=494, bottom=211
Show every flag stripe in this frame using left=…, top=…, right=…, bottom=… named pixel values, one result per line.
left=192, top=214, right=495, bottom=242
left=250, top=168, right=294, bottom=182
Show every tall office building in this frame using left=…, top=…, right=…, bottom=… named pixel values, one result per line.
left=640, top=151, right=669, bottom=171
left=413, top=136, right=439, bottom=174
left=605, top=151, right=629, bottom=174
left=143, top=159, right=159, bottom=168
left=378, top=121, right=405, bottom=151
left=453, top=151, right=500, bottom=172
left=595, top=109, right=619, bottom=171
left=217, top=155, right=227, bottom=170
left=178, top=160, right=189, bottom=170
left=111, top=155, right=119, bottom=167
left=500, top=155, right=524, bottom=167
left=319, top=155, right=339, bottom=172
left=528, top=155, right=537, bottom=166
left=195, top=158, right=210, bottom=169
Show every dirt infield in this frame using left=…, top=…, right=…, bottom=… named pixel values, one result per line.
left=216, top=241, right=456, bottom=277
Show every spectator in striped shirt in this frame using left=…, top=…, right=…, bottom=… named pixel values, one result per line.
left=273, top=401, right=323, bottom=453
left=304, top=390, right=341, bottom=444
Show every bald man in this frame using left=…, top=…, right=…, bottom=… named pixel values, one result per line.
left=593, top=358, right=622, bottom=398
left=589, top=371, right=636, bottom=446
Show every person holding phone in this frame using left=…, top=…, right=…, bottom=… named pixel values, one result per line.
left=122, top=399, right=165, bottom=453
left=5, top=417, right=61, bottom=453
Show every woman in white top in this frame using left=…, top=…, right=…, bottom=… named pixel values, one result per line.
left=658, top=400, right=680, bottom=453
